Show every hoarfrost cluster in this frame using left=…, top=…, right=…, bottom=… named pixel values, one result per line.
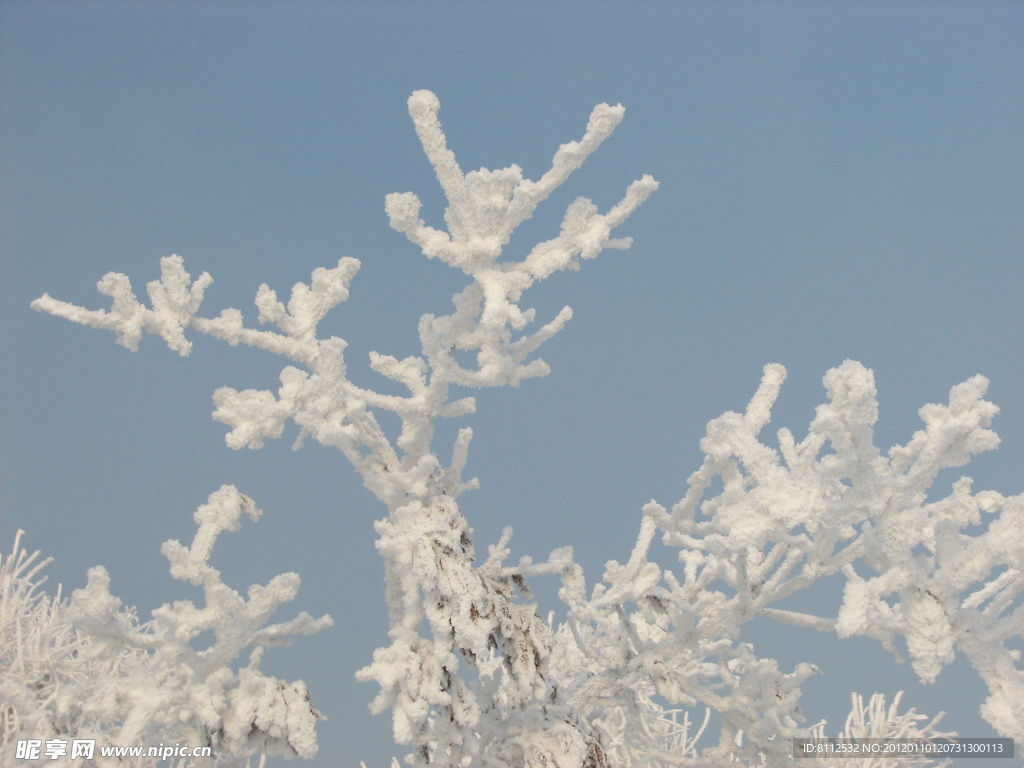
left=1, top=488, right=331, bottom=767
left=12, top=91, right=1023, bottom=766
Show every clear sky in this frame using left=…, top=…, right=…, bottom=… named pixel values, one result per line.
left=1, top=2, right=1022, bottom=766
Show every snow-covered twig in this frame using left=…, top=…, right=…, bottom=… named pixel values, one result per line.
left=1, top=489, right=331, bottom=767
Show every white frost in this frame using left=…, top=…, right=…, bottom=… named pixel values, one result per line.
left=26, top=91, right=1022, bottom=766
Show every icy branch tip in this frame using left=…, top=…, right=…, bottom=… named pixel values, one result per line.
left=587, top=102, right=626, bottom=135
left=744, top=363, right=786, bottom=432
left=408, top=89, right=441, bottom=117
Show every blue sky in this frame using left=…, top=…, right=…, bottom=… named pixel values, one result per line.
left=1, top=2, right=1022, bottom=765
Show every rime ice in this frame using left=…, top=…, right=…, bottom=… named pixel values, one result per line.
left=26, top=91, right=1024, bottom=766
left=1, top=489, right=332, bottom=766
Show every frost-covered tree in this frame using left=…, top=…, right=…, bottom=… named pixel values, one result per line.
left=1, top=489, right=332, bottom=767
left=24, top=91, right=1023, bottom=767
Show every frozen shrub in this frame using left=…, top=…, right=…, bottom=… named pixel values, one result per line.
left=27, top=91, right=1022, bottom=766
left=1, top=488, right=331, bottom=767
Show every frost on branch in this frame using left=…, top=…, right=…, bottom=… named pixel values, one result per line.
left=1, top=488, right=331, bottom=766
left=32, top=90, right=657, bottom=766
left=808, top=692, right=956, bottom=768
left=30, top=89, right=1022, bottom=767
left=542, top=361, right=1022, bottom=765
left=387, top=90, right=656, bottom=329
left=31, top=255, right=214, bottom=356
